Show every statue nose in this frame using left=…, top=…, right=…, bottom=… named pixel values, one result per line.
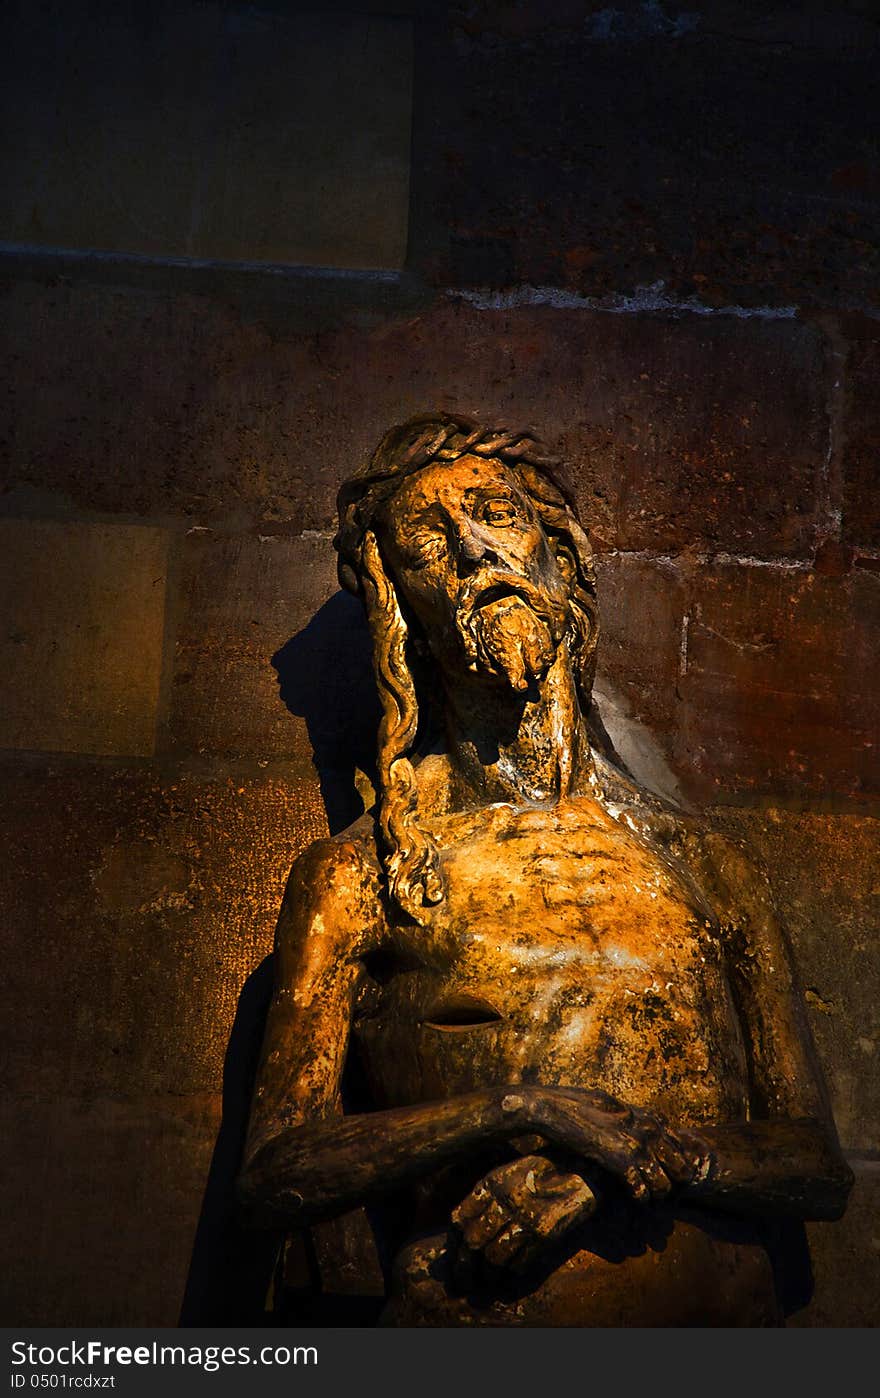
left=454, top=518, right=491, bottom=567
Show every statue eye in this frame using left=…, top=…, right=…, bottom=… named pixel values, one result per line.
left=481, top=500, right=516, bottom=526
left=408, top=533, right=445, bottom=568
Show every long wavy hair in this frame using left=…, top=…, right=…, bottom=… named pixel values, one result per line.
left=335, top=414, right=598, bottom=924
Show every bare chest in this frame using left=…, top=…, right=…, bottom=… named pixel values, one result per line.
left=354, top=800, right=750, bottom=1125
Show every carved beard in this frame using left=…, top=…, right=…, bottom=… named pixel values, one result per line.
left=454, top=571, right=569, bottom=693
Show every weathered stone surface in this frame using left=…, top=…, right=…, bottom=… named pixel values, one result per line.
left=0, top=0, right=875, bottom=1334
left=1, top=5, right=412, bottom=270
left=0, top=764, right=328, bottom=1097
left=0, top=519, right=168, bottom=757
left=595, top=554, right=685, bottom=737
left=595, top=557, right=880, bottom=805
left=0, top=286, right=827, bottom=558
left=3, top=1, right=878, bottom=308
left=168, top=531, right=338, bottom=762
left=592, top=554, right=688, bottom=805
left=352, top=306, right=826, bottom=558
left=710, top=807, right=880, bottom=1154
left=0, top=1093, right=221, bottom=1326
left=791, top=1164, right=880, bottom=1327
left=678, top=565, right=879, bottom=802
left=166, top=539, right=880, bottom=823
left=166, top=529, right=380, bottom=832
left=422, top=2, right=880, bottom=310
left=842, top=324, right=880, bottom=552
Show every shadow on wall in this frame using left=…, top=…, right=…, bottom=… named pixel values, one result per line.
left=178, top=955, right=279, bottom=1325
left=273, top=590, right=382, bottom=835
left=180, top=591, right=382, bottom=1324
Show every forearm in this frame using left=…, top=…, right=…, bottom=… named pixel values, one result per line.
left=683, top=1117, right=853, bottom=1221
left=238, top=1084, right=854, bottom=1230
left=238, top=1088, right=530, bottom=1227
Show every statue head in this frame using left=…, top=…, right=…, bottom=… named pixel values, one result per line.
left=335, top=413, right=598, bottom=922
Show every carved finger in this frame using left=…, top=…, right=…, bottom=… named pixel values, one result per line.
left=639, top=1154, right=674, bottom=1197
left=483, top=1222, right=529, bottom=1269
left=631, top=1113, right=666, bottom=1149
left=491, top=1156, right=550, bottom=1198
left=622, top=1162, right=651, bottom=1204
left=452, top=1180, right=493, bottom=1225
left=493, top=1161, right=596, bottom=1234
left=529, top=1197, right=586, bottom=1242
left=521, top=1155, right=557, bottom=1187
left=651, top=1133, right=693, bottom=1185
left=457, top=1195, right=509, bottom=1249
left=541, top=1176, right=596, bottom=1229
left=539, top=1169, right=594, bottom=1205
left=678, top=1129, right=713, bottom=1176
left=495, top=1160, right=555, bottom=1213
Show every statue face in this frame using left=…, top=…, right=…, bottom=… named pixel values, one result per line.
left=379, top=455, right=573, bottom=692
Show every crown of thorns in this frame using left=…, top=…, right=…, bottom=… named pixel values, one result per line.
left=334, top=412, right=570, bottom=596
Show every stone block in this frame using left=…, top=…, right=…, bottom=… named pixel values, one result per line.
left=299, top=304, right=826, bottom=559
left=563, top=313, right=824, bottom=557
left=842, top=326, right=880, bottom=553
left=595, top=554, right=685, bottom=733
left=597, top=557, right=879, bottom=806
left=0, top=765, right=328, bottom=1098
left=677, top=565, right=879, bottom=802
left=0, top=287, right=826, bottom=560
left=592, top=553, right=686, bottom=804
left=0, top=1093, right=222, bottom=1326
left=167, top=529, right=381, bottom=830
left=425, top=4, right=880, bottom=310
left=791, top=1164, right=880, bottom=1327
left=168, top=531, right=337, bottom=762
left=1, top=6, right=412, bottom=270
left=0, top=519, right=168, bottom=757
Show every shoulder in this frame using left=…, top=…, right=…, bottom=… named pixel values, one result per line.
left=590, top=753, right=777, bottom=929
left=277, top=831, right=386, bottom=954
left=288, top=830, right=380, bottom=887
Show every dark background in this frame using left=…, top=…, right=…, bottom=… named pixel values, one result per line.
left=0, top=0, right=878, bottom=1326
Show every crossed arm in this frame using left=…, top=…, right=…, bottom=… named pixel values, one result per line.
left=237, top=832, right=852, bottom=1257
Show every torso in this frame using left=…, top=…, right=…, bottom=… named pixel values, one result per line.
left=349, top=793, right=778, bottom=1326
left=353, top=794, right=750, bottom=1128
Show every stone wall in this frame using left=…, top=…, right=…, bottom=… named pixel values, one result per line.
left=1, top=0, right=878, bottom=1326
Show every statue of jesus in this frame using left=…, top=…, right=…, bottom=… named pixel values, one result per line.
left=238, top=413, right=851, bottom=1325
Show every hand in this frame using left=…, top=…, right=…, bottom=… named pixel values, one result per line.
left=528, top=1086, right=711, bottom=1205
left=451, top=1154, right=597, bottom=1276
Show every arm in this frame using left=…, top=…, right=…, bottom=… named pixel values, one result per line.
left=446, top=1107, right=851, bottom=1279
left=676, top=830, right=852, bottom=1220
left=238, top=835, right=384, bottom=1222
left=242, top=1088, right=554, bottom=1227
left=240, top=837, right=376, bottom=1168
left=589, top=755, right=850, bottom=1208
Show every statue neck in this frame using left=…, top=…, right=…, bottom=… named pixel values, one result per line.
left=441, top=647, right=593, bottom=807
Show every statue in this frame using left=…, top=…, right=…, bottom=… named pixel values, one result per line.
left=237, top=413, right=852, bottom=1326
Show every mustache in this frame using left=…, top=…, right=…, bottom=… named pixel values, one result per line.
left=454, top=567, right=565, bottom=662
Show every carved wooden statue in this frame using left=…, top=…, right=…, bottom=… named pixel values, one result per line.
left=238, top=413, right=851, bottom=1325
